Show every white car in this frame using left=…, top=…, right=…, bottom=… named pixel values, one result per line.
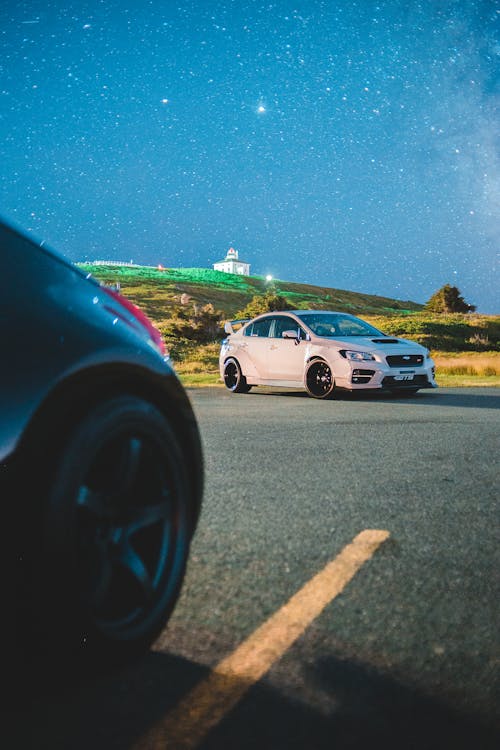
left=219, top=310, right=437, bottom=399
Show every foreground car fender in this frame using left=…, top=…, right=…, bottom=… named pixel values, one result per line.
left=1, top=218, right=203, bottom=670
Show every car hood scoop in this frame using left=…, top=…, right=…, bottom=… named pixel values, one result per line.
left=371, top=338, right=400, bottom=344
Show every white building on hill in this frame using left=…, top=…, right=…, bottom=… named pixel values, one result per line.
left=213, top=247, right=250, bottom=276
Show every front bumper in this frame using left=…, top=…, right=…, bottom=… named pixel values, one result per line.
left=335, top=360, right=438, bottom=391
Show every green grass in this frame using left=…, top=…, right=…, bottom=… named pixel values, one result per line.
left=178, top=372, right=222, bottom=387
left=364, top=314, right=500, bottom=352
left=435, top=374, right=500, bottom=387
left=79, top=264, right=423, bottom=318
left=432, top=352, right=500, bottom=387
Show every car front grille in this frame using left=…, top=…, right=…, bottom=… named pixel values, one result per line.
left=386, top=354, right=424, bottom=367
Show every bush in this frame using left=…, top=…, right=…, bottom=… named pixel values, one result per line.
left=158, top=303, right=224, bottom=344
left=236, top=291, right=294, bottom=318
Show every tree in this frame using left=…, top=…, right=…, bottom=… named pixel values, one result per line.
left=236, top=291, right=294, bottom=319
left=425, top=284, right=476, bottom=314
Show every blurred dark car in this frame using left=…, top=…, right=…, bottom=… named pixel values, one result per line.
left=0, top=219, right=203, bottom=668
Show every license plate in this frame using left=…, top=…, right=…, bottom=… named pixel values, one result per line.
left=394, top=373, right=414, bottom=381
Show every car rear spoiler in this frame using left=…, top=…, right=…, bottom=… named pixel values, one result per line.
left=224, top=318, right=250, bottom=334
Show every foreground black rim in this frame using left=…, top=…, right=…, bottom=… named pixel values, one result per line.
left=75, top=431, right=182, bottom=635
left=224, top=361, right=239, bottom=390
left=306, top=361, right=334, bottom=398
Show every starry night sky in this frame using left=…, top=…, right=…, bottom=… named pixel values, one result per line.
left=1, top=1, right=499, bottom=311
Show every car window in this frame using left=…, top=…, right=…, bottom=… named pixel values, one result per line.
left=244, top=318, right=272, bottom=337
left=299, top=313, right=382, bottom=337
left=336, top=317, right=375, bottom=336
left=271, top=316, right=307, bottom=340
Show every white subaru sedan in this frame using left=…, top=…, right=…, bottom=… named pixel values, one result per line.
left=219, top=310, right=437, bottom=399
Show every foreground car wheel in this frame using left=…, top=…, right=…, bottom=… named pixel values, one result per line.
left=223, top=358, right=251, bottom=393
left=27, top=396, right=193, bottom=667
left=305, top=360, right=335, bottom=399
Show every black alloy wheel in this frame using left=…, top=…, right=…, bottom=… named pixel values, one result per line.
left=223, top=358, right=251, bottom=393
left=305, top=360, right=335, bottom=399
left=31, top=396, right=192, bottom=666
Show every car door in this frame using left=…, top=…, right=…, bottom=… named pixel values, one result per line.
left=267, top=316, right=310, bottom=381
left=241, top=316, right=273, bottom=378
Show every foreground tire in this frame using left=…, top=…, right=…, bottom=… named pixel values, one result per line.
left=27, top=396, right=193, bottom=667
left=305, top=360, right=335, bottom=399
left=223, top=358, right=251, bottom=393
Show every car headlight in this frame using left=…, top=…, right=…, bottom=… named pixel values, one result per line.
left=339, top=350, right=376, bottom=361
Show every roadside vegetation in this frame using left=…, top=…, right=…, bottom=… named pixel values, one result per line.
left=364, top=313, right=500, bottom=352
left=80, top=265, right=499, bottom=387
left=429, top=352, right=500, bottom=387
left=363, top=313, right=500, bottom=387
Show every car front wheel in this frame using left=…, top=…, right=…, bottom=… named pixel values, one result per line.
left=23, top=395, right=193, bottom=668
left=305, top=360, right=335, bottom=399
left=223, top=358, right=251, bottom=393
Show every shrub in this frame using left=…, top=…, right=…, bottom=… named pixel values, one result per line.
left=236, top=291, right=294, bottom=318
left=425, top=284, right=476, bottom=313
left=159, top=303, right=224, bottom=344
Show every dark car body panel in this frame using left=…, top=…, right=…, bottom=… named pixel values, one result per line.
left=0, top=220, right=203, bottom=524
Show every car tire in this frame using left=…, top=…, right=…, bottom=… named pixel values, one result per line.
left=305, top=360, right=335, bottom=399
left=223, top=358, right=251, bottom=393
left=23, top=395, right=193, bottom=668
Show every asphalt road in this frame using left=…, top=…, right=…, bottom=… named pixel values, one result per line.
left=11, top=387, right=500, bottom=749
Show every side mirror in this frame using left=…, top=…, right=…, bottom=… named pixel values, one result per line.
left=224, top=321, right=234, bottom=334
left=282, top=330, right=299, bottom=339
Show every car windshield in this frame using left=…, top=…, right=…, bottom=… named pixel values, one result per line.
left=298, top=313, right=383, bottom=337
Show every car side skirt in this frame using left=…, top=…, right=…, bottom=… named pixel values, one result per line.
left=246, top=378, right=305, bottom=388
left=245, top=377, right=437, bottom=391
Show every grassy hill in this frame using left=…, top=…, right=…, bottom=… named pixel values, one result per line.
left=78, top=264, right=422, bottom=318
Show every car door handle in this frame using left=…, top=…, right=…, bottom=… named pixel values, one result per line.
left=270, top=344, right=279, bottom=350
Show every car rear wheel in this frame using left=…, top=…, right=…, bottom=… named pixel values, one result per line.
left=223, top=358, right=251, bottom=393
left=24, top=395, right=193, bottom=668
left=305, top=360, right=335, bottom=399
